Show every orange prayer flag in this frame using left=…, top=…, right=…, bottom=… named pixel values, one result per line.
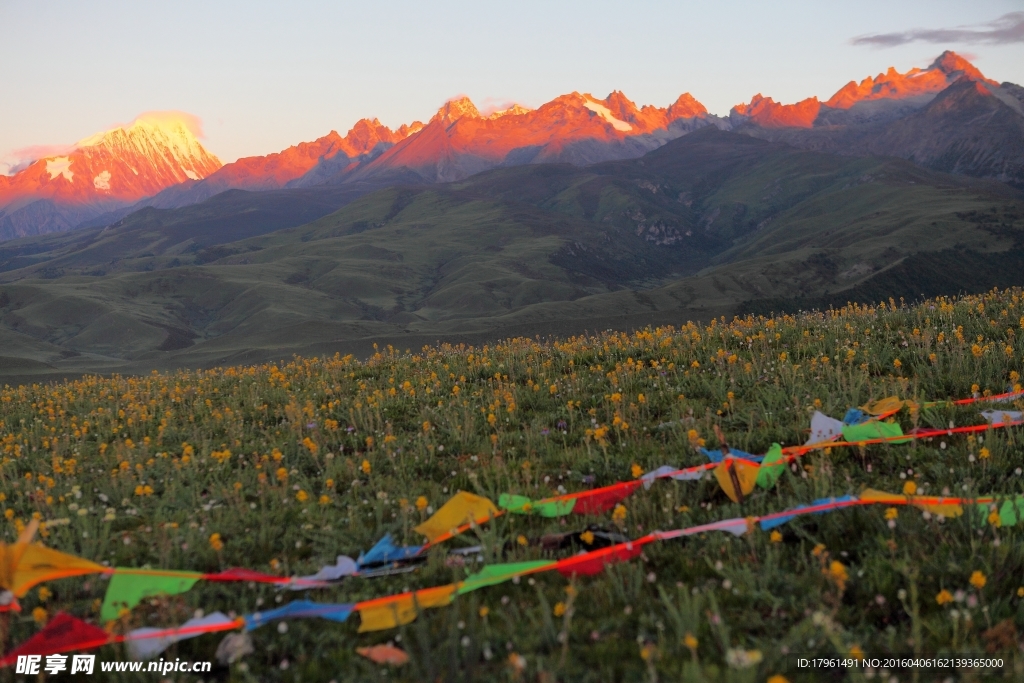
left=10, top=544, right=107, bottom=597
left=357, top=644, right=410, bottom=666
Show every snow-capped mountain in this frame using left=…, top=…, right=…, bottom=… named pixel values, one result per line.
left=0, top=113, right=221, bottom=239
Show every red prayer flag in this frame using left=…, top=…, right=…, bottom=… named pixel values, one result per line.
left=569, top=481, right=642, bottom=515
left=203, top=568, right=287, bottom=584
left=555, top=542, right=644, bottom=577
left=0, top=613, right=109, bottom=666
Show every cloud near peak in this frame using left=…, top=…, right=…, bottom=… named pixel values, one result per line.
left=852, top=11, right=1024, bottom=47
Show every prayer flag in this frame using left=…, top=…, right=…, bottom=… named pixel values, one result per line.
left=414, top=492, right=499, bottom=543
left=357, top=584, right=457, bottom=632
left=570, top=481, right=643, bottom=514
left=357, top=534, right=422, bottom=567
left=713, top=459, right=758, bottom=503
left=699, top=448, right=763, bottom=464
left=862, top=396, right=905, bottom=415
left=126, top=612, right=237, bottom=660
left=759, top=496, right=858, bottom=530
left=755, top=443, right=786, bottom=489
left=290, top=556, right=358, bottom=588
left=9, top=545, right=106, bottom=598
left=243, top=600, right=353, bottom=631
left=101, top=570, right=202, bottom=622
left=555, top=542, right=643, bottom=577
left=841, top=422, right=910, bottom=444
left=981, top=410, right=1023, bottom=426
left=457, top=561, right=554, bottom=595
left=0, top=613, right=109, bottom=666
left=499, top=494, right=575, bottom=517
left=807, top=411, right=845, bottom=444
left=357, top=644, right=410, bottom=666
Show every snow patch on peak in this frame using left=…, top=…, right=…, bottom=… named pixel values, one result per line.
left=46, top=157, right=74, bottom=182
left=488, top=104, right=533, bottom=119
left=434, top=97, right=481, bottom=124
left=582, top=99, right=633, bottom=132
left=184, top=169, right=200, bottom=181
left=93, top=170, right=111, bottom=190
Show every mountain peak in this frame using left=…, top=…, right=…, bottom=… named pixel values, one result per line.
left=432, top=97, right=481, bottom=124
left=929, top=51, right=990, bottom=83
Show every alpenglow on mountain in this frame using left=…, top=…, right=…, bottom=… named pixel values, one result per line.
left=2, top=51, right=1021, bottom=241
left=0, top=113, right=222, bottom=239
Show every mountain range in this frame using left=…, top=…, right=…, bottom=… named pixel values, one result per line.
left=1, top=125, right=1021, bottom=383
left=4, top=51, right=1021, bottom=242
left=0, top=50, right=1023, bottom=382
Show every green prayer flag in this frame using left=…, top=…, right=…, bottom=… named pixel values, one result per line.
left=841, top=422, right=910, bottom=444
left=457, top=561, right=554, bottom=595
left=755, top=443, right=786, bottom=489
left=101, top=570, right=202, bottom=622
left=498, top=494, right=575, bottom=517
left=999, top=497, right=1024, bottom=527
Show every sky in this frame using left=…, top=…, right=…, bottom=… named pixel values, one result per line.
left=2, top=0, right=1023, bottom=172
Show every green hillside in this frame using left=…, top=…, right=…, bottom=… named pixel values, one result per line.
left=0, top=130, right=1021, bottom=383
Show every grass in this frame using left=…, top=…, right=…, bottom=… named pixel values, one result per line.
left=1, top=288, right=1023, bottom=681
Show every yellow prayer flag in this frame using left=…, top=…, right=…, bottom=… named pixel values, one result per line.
left=860, top=488, right=962, bottom=518
left=858, top=489, right=905, bottom=504
left=913, top=501, right=963, bottom=518
left=413, top=491, right=498, bottom=543
left=714, top=459, right=759, bottom=503
left=357, top=584, right=457, bottom=632
left=861, top=396, right=904, bottom=415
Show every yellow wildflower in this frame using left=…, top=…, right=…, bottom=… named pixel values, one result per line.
left=936, top=589, right=953, bottom=605
left=416, top=496, right=428, bottom=511
left=612, top=504, right=627, bottom=523
left=209, top=533, right=224, bottom=552
left=683, top=633, right=698, bottom=649
left=32, top=607, right=47, bottom=624
left=827, top=561, right=848, bottom=591
left=580, top=531, right=595, bottom=545
left=979, top=447, right=990, bottom=460
left=769, top=531, right=782, bottom=543
left=478, top=606, right=489, bottom=618
left=553, top=602, right=566, bottom=617
left=296, top=490, right=309, bottom=503
left=630, top=463, right=643, bottom=478
left=902, top=481, right=917, bottom=495
left=970, top=571, right=986, bottom=589
left=885, top=508, right=898, bottom=520
left=361, top=459, right=371, bottom=475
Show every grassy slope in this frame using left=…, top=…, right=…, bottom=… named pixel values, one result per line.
left=0, top=131, right=1021, bottom=382
left=1, top=290, right=1022, bottom=681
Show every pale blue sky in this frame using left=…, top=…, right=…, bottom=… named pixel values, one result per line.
left=2, top=0, right=1022, bottom=170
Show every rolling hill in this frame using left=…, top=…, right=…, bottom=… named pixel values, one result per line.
left=0, top=129, right=1021, bottom=384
